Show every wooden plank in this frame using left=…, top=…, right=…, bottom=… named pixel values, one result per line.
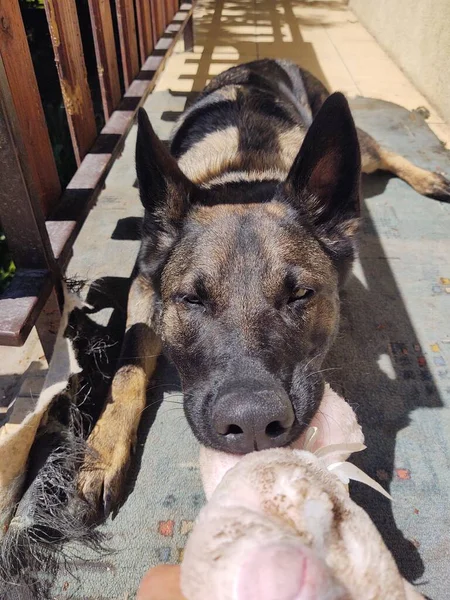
left=0, top=64, right=62, bottom=356
left=135, top=0, right=155, bottom=64
left=0, top=0, right=61, bottom=217
left=115, top=0, right=140, bottom=89
left=150, top=1, right=158, bottom=45
left=151, top=0, right=167, bottom=42
left=169, top=0, right=180, bottom=22
left=43, top=0, right=97, bottom=166
left=164, top=0, right=174, bottom=23
left=87, top=0, right=122, bottom=120
left=0, top=55, right=57, bottom=272
left=0, top=269, right=53, bottom=347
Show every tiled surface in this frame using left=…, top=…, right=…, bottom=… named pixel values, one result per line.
left=161, top=0, right=449, bottom=142
left=2, top=0, right=449, bottom=417
left=1, top=1, right=449, bottom=599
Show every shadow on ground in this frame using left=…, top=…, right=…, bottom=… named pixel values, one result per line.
left=325, top=181, right=442, bottom=582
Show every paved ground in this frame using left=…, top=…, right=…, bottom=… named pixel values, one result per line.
left=1, top=1, right=450, bottom=598
left=2, top=0, right=448, bottom=415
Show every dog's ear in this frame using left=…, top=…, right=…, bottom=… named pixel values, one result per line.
left=136, top=108, right=192, bottom=236
left=136, top=108, right=195, bottom=281
left=285, top=92, right=361, bottom=246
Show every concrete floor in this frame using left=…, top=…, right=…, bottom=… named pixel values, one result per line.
left=1, top=0, right=449, bottom=414
left=1, top=2, right=450, bottom=598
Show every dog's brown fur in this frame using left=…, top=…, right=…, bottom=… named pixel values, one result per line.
left=78, top=60, right=450, bottom=516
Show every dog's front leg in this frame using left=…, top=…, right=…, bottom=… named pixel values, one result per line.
left=78, top=274, right=162, bottom=517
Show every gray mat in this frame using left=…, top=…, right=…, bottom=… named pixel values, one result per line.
left=52, top=97, right=450, bottom=600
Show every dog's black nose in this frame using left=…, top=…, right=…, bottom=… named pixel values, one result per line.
left=212, top=381, right=295, bottom=454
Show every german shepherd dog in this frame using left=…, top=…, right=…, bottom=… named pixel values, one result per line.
left=78, top=59, right=450, bottom=515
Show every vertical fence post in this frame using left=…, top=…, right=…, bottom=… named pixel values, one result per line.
left=135, top=0, right=155, bottom=64
left=164, top=0, right=175, bottom=23
left=115, top=0, right=140, bottom=88
left=43, top=0, right=97, bottom=166
left=0, top=0, right=61, bottom=218
left=87, top=0, right=122, bottom=120
left=0, top=55, right=61, bottom=360
left=151, top=0, right=167, bottom=43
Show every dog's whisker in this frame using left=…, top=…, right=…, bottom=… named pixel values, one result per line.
left=119, top=353, right=162, bottom=360
left=146, top=383, right=182, bottom=392
left=316, top=409, right=343, bottom=430
left=304, top=366, right=342, bottom=380
left=162, top=407, right=185, bottom=415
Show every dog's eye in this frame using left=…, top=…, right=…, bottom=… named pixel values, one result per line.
left=181, top=294, right=204, bottom=307
left=288, top=288, right=314, bottom=304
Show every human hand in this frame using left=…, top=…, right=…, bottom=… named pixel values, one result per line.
left=137, top=565, right=186, bottom=600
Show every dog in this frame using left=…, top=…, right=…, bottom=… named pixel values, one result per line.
left=78, top=59, right=450, bottom=515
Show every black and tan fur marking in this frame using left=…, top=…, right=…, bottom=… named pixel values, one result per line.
left=78, top=59, right=450, bottom=515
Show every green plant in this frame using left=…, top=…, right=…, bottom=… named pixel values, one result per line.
left=19, top=0, right=44, bottom=8
left=0, top=232, right=15, bottom=294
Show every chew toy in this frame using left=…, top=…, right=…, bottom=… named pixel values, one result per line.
left=181, top=386, right=424, bottom=600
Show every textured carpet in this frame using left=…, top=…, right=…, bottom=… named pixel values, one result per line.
left=50, top=97, right=450, bottom=600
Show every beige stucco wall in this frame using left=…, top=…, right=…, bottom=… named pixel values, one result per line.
left=349, top=0, right=450, bottom=124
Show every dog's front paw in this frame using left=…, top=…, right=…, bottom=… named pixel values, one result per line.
left=78, top=427, right=133, bottom=520
left=423, top=171, right=450, bottom=202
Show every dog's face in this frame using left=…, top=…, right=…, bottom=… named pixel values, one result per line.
left=159, top=202, right=340, bottom=450
left=136, top=93, right=361, bottom=454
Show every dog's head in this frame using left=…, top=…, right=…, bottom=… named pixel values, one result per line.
left=135, top=93, right=361, bottom=454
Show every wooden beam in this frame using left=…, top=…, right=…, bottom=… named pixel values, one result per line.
left=0, top=56, right=56, bottom=272
left=169, top=0, right=181, bottom=22
left=151, top=0, right=167, bottom=43
left=43, top=0, right=97, bottom=166
left=87, top=0, right=122, bottom=120
left=164, top=0, right=175, bottom=23
left=0, top=0, right=61, bottom=217
left=135, top=0, right=155, bottom=64
left=0, top=269, right=53, bottom=347
left=115, top=0, right=140, bottom=89
left=0, top=61, right=62, bottom=356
